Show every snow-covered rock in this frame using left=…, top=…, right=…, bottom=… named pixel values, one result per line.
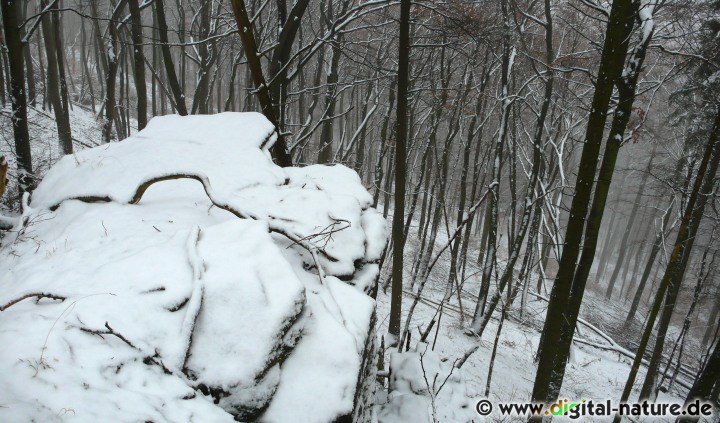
left=0, top=112, right=387, bottom=422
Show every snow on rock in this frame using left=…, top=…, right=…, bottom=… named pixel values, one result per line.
left=29, top=112, right=384, bottom=277
left=377, top=343, right=476, bottom=423
left=0, top=113, right=387, bottom=422
left=184, top=220, right=307, bottom=420
left=30, top=112, right=284, bottom=209
left=361, top=208, right=389, bottom=263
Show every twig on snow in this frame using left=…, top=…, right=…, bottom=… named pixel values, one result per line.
left=0, top=292, right=67, bottom=311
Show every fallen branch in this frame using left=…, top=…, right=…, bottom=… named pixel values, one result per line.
left=455, top=345, right=478, bottom=369
left=0, top=292, right=67, bottom=311
left=529, top=290, right=698, bottom=389
left=79, top=321, right=138, bottom=350
left=180, top=227, right=204, bottom=373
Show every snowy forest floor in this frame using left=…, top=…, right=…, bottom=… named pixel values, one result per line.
left=374, top=222, right=693, bottom=422
left=0, top=102, right=106, bottom=209
left=0, top=103, right=700, bottom=421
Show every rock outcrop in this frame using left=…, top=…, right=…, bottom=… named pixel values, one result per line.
left=0, top=113, right=387, bottom=422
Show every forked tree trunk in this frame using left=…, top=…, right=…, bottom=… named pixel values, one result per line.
left=531, top=0, right=638, bottom=407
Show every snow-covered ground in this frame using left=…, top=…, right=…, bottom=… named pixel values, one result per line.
left=0, top=103, right=104, bottom=208
left=374, top=226, right=691, bottom=422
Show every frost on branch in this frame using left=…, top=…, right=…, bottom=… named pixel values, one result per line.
left=0, top=112, right=387, bottom=422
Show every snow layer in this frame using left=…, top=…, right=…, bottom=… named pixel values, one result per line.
left=29, top=112, right=383, bottom=276
left=0, top=113, right=387, bottom=422
left=377, top=343, right=475, bottom=423
left=30, top=112, right=283, bottom=209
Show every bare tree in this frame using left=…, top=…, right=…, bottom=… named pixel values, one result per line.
left=388, top=0, right=410, bottom=341
left=1, top=0, right=33, bottom=193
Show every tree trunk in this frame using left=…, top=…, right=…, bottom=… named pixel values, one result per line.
left=388, top=0, right=410, bottom=340
left=20, top=1, right=34, bottom=107
left=626, top=197, right=676, bottom=324
left=155, top=0, right=186, bottom=115
left=128, top=0, right=147, bottom=129
left=103, top=1, right=127, bottom=143
left=229, top=0, right=292, bottom=167
left=40, top=0, right=72, bottom=154
left=606, top=155, right=654, bottom=298
left=531, top=0, right=638, bottom=406
left=471, top=0, right=514, bottom=326
left=0, top=0, right=33, bottom=192
left=268, top=0, right=310, bottom=121
left=316, top=34, right=342, bottom=164
left=191, top=0, right=211, bottom=115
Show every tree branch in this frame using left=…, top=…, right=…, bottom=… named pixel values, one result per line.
left=0, top=292, right=67, bottom=311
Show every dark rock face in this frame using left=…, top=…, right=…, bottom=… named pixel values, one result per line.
left=350, top=311, right=379, bottom=423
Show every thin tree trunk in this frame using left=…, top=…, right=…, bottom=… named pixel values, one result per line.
left=471, top=0, right=515, bottom=325
left=20, top=1, right=35, bottom=107
left=618, top=106, right=720, bottom=415
left=388, top=0, right=410, bottom=341
left=155, top=0, right=186, bottom=115
left=626, top=198, right=675, bottom=324
left=128, top=0, right=147, bottom=129
left=191, top=0, right=211, bottom=115
left=317, top=34, right=342, bottom=164
left=40, top=0, right=72, bottom=154
left=229, top=0, right=291, bottom=167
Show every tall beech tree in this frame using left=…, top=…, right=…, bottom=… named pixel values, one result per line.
left=388, top=0, right=410, bottom=341
left=0, top=0, right=32, bottom=192
left=530, top=0, right=640, bottom=406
